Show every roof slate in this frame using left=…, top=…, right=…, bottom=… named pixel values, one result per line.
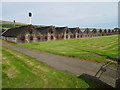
left=2, top=25, right=30, bottom=37
left=36, top=26, right=55, bottom=34
left=55, top=27, right=67, bottom=34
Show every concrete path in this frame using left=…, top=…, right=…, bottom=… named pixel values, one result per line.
left=2, top=40, right=117, bottom=87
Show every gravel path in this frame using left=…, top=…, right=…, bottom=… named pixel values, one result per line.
left=2, top=40, right=117, bottom=87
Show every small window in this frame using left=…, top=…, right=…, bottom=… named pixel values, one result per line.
left=74, top=35, right=76, bottom=38
left=45, top=36, right=48, bottom=40
left=37, top=36, right=41, bottom=40
left=80, top=35, right=82, bottom=38
left=66, top=35, right=68, bottom=38
left=70, top=35, right=73, bottom=38
left=30, top=36, right=33, bottom=40
left=21, top=36, right=25, bottom=40
left=56, top=36, right=58, bottom=39
left=66, top=30, right=68, bottom=33
left=28, top=29, right=33, bottom=33
left=51, top=36, right=54, bottom=39
left=51, top=30, right=53, bottom=34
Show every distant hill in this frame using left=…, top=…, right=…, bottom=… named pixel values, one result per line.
left=1, top=20, right=47, bottom=30
left=1, top=20, right=27, bottom=30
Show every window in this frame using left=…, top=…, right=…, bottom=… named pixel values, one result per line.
left=51, top=30, right=53, bottom=34
left=21, top=36, right=25, bottom=40
left=74, top=35, right=76, bottom=38
left=66, top=35, right=68, bottom=38
left=66, top=30, right=68, bottom=33
left=45, top=36, right=48, bottom=40
left=56, top=36, right=58, bottom=39
left=51, top=36, right=54, bottom=39
left=30, top=36, right=33, bottom=40
left=28, top=29, right=33, bottom=33
left=37, top=36, right=41, bottom=40
left=70, top=35, right=73, bottom=38
left=80, top=35, right=82, bottom=38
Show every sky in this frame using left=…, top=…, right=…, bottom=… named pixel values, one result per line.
left=2, top=1, right=118, bottom=28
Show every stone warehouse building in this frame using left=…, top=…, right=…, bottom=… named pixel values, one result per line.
left=1, top=25, right=119, bottom=43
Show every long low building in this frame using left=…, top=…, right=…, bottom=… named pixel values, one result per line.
left=1, top=25, right=119, bottom=43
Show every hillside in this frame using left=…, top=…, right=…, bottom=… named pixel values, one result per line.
left=18, top=35, right=118, bottom=63
left=1, top=20, right=27, bottom=30
left=1, top=20, right=47, bottom=30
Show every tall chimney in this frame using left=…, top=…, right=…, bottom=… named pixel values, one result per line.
left=13, top=20, right=15, bottom=28
left=28, top=12, right=32, bottom=25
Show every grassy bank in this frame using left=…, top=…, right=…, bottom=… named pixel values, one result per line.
left=18, top=35, right=118, bottom=63
left=2, top=47, right=104, bottom=88
left=1, top=20, right=26, bottom=30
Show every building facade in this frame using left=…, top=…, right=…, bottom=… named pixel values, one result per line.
left=1, top=25, right=119, bottom=43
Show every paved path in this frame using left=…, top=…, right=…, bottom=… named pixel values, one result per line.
left=2, top=40, right=117, bottom=87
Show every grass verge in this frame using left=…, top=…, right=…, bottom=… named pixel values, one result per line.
left=17, top=35, right=118, bottom=63
left=2, top=46, right=105, bottom=88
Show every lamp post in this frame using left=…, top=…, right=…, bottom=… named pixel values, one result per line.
left=29, top=12, right=32, bottom=25
left=13, top=20, right=15, bottom=28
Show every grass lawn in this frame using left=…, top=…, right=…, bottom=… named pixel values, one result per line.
left=17, top=35, right=118, bottom=63
left=2, top=47, right=105, bottom=88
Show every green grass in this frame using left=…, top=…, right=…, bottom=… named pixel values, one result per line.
left=1, top=20, right=27, bottom=30
left=2, top=46, right=104, bottom=88
left=17, top=35, right=118, bottom=63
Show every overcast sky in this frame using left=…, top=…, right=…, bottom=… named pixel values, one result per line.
left=2, top=2, right=118, bottom=28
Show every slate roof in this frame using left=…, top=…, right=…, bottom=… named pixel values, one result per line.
left=83, top=28, right=90, bottom=33
left=2, top=25, right=30, bottom=37
left=103, top=29, right=107, bottom=33
left=108, top=29, right=111, bottom=33
left=92, top=28, right=97, bottom=33
left=2, top=24, right=115, bottom=38
left=99, top=29, right=103, bottom=33
left=36, top=26, right=55, bottom=34
left=69, top=27, right=82, bottom=33
left=55, top=27, right=67, bottom=34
